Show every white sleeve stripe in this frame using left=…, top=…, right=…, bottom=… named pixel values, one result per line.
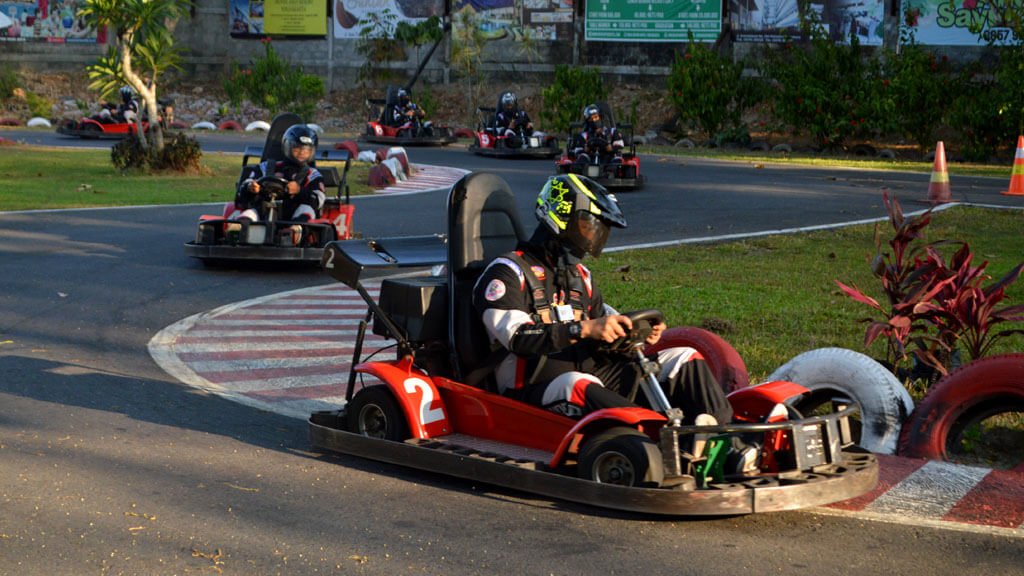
left=482, top=308, right=533, bottom=349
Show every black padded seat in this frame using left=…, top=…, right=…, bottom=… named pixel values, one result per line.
left=446, top=172, right=526, bottom=385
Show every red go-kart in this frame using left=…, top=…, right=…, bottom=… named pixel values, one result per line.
left=57, top=99, right=174, bottom=139
left=361, top=86, right=456, bottom=146
left=555, top=102, right=644, bottom=190
left=184, top=113, right=355, bottom=265
left=467, top=91, right=560, bottom=158
left=309, top=172, right=877, bottom=515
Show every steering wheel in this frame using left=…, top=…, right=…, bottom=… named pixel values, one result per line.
left=601, top=309, right=664, bottom=354
left=257, top=175, right=290, bottom=201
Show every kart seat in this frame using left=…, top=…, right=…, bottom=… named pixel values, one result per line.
left=446, top=172, right=526, bottom=388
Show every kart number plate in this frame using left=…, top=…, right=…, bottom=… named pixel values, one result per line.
left=796, top=424, right=826, bottom=467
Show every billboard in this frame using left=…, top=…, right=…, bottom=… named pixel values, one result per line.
left=585, top=0, right=723, bottom=42
left=232, top=0, right=328, bottom=38
left=0, top=0, right=103, bottom=43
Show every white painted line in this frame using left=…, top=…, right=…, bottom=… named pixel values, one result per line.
left=867, top=460, right=991, bottom=519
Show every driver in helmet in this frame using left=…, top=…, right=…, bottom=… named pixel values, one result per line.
left=574, top=104, right=624, bottom=164
left=493, top=91, right=535, bottom=148
left=472, top=174, right=735, bottom=430
left=98, top=86, right=139, bottom=124
left=390, top=87, right=427, bottom=128
left=232, top=124, right=326, bottom=243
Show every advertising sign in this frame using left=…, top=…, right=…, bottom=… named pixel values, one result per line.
left=334, top=0, right=445, bottom=39
left=0, top=0, right=102, bottom=43
left=584, top=0, right=723, bottom=42
left=232, top=0, right=329, bottom=38
left=900, top=0, right=1022, bottom=46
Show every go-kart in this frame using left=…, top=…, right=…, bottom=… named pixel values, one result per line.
left=361, top=86, right=456, bottom=146
left=183, top=113, right=355, bottom=265
left=555, top=102, right=645, bottom=190
left=56, top=98, right=174, bottom=139
left=308, top=172, right=877, bottom=516
left=467, top=92, right=560, bottom=158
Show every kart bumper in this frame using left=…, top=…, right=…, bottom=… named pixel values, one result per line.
left=309, top=412, right=878, bottom=516
left=470, top=143, right=561, bottom=159
left=184, top=242, right=324, bottom=263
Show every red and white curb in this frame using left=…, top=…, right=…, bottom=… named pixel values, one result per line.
left=149, top=283, right=1023, bottom=537
left=375, top=164, right=470, bottom=196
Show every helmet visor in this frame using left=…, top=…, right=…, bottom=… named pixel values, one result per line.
left=567, top=211, right=611, bottom=258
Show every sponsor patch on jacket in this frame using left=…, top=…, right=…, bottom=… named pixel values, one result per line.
left=485, top=279, right=506, bottom=301
left=530, top=266, right=547, bottom=281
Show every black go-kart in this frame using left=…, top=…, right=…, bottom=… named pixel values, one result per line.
left=308, top=171, right=877, bottom=516
left=467, top=91, right=560, bottom=158
left=184, top=113, right=354, bottom=265
left=555, top=102, right=645, bottom=190
left=361, top=86, right=456, bottom=147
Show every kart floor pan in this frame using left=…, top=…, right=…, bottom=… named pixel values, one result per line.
left=309, top=414, right=879, bottom=516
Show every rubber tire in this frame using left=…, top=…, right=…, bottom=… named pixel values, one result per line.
left=577, top=427, right=664, bottom=488
left=899, top=354, right=1024, bottom=462
left=647, top=327, right=750, bottom=393
left=768, top=347, right=914, bottom=455
left=346, top=385, right=409, bottom=441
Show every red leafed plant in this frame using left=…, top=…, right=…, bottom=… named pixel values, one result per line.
left=835, top=191, right=1024, bottom=382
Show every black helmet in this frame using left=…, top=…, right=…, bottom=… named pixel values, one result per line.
left=535, top=174, right=626, bottom=258
left=583, top=104, right=601, bottom=124
left=281, top=124, right=318, bottom=166
left=119, top=85, right=134, bottom=103
left=397, top=88, right=410, bottom=106
left=500, top=91, right=517, bottom=111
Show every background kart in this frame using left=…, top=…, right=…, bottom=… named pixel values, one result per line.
left=467, top=91, right=560, bottom=158
left=309, top=172, right=877, bottom=516
left=56, top=116, right=155, bottom=140
left=555, top=101, right=644, bottom=190
left=361, top=86, right=456, bottom=146
left=184, top=113, right=354, bottom=265
left=56, top=98, right=174, bottom=139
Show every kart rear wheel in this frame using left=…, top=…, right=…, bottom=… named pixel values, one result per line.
left=346, top=385, right=409, bottom=441
left=578, top=427, right=664, bottom=488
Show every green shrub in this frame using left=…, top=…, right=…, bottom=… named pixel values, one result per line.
left=667, top=35, right=761, bottom=142
left=24, top=91, right=54, bottom=119
left=881, top=43, right=958, bottom=153
left=540, top=65, right=607, bottom=134
left=111, top=133, right=203, bottom=172
left=759, top=15, right=886, bottom=149
left=0, top=65, right=18, bottom=100
left=949, top=64, right=1004, bottom=162
left=222, top=39, right=325, bottom=121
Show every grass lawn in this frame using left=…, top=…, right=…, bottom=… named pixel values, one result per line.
left=0, top=145, right=374, bottom=211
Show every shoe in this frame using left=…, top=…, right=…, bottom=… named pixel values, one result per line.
left=290, top=224, right=303, bottom=246
left=726, top=441, right=762, bottom=477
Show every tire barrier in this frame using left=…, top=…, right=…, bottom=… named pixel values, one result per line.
left=648, top=327, right=750, bottom=394
left=899, top=353, right=1024, bottom=463
left=27, top=117, right=52, bottom=128
left=217, top=120, right=243, bottom=131
left=245, top=120, right=271, bottom=132
left=768, top=347, right=914, bottom=454
left=191, top=121, right=216, bottom=130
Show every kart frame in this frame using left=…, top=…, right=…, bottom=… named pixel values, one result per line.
left=184, top=113, right=354, bottom=264
left=555, top=101, right=645, bottom=190
left=308, top=172, right=877, bottom=515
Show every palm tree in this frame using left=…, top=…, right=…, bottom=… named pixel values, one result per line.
left=79, top=0, right=190, bottom=152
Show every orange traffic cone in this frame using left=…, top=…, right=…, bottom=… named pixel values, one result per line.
left=927, top=141, right=952, bottom=205
left=1002, top=135, right=1024, bottom=196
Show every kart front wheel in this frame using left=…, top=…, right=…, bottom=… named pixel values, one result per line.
left=346, top=385, right=409, bottom=441
left=578, top=427, right=664, bottom=488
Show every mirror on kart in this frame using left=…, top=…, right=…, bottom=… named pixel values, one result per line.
left=602, top=309, right=664, bottom=354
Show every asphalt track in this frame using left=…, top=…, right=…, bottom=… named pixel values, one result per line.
left=148, top=159, right=1024, bottom=538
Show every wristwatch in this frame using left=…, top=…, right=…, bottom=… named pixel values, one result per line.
left=568, top=321, right=582, bottom=340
